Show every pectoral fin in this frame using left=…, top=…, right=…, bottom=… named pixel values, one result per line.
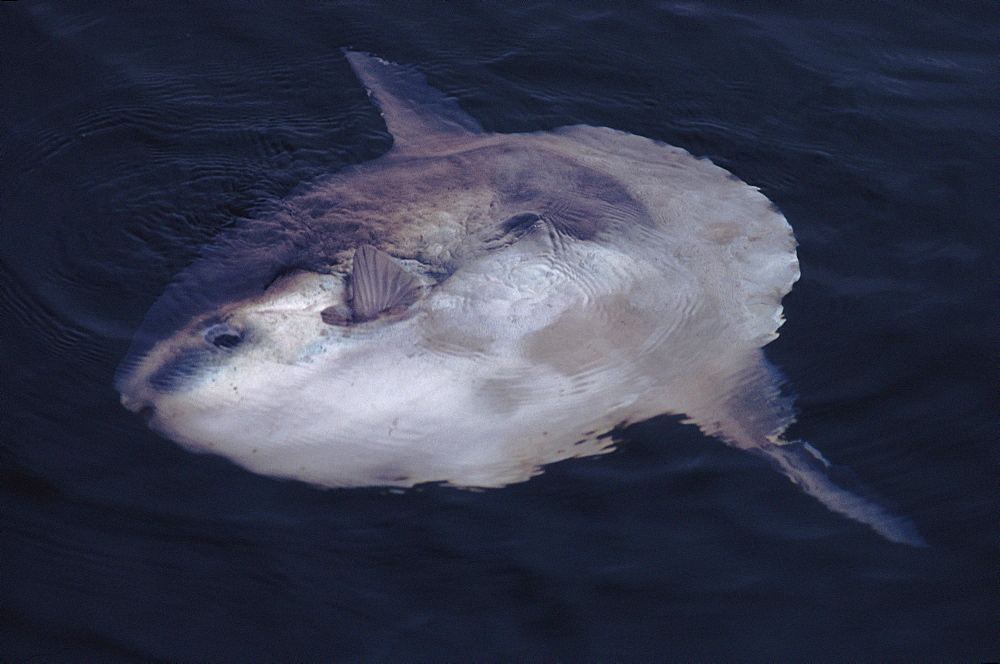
left=348, top=245, right=421, bottom=322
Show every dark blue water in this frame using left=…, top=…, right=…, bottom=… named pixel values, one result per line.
left=2, top=2, right=997, bottom=661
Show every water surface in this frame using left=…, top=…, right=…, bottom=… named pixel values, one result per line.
left=2, top=1, right=997, bottom=661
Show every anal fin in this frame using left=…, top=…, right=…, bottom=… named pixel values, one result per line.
left=756, top=440, right=928, bottom=547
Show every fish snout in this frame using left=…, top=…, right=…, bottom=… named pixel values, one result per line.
left=120, top=393, right=156, bottom=421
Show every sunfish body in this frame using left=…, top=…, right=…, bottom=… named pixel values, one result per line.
left=117, top=52, right=924, bottom=545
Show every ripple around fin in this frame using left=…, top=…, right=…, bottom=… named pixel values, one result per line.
left=756, top=441, right=928, bottom=547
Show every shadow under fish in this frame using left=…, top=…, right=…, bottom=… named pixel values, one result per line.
left=116, top=51, right=925, bottom=547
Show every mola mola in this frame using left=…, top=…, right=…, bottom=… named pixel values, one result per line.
left=117, top=51, right=924, bottom=545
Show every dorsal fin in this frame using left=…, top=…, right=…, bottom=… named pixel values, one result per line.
left=349, top=245, right=421, bottom=322
left=343, top=50, right=484, bottom=151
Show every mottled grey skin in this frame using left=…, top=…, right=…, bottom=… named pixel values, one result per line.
left=117, top=138, right=655, bottom=387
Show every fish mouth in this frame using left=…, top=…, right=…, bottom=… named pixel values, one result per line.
left=120, top=393, right=156, bottom=422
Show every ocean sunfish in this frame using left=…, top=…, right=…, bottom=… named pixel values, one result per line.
left=116, top=51, right=924, bottom=545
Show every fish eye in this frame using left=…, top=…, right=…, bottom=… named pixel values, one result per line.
left=204, top=323, right=243, bottom=350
